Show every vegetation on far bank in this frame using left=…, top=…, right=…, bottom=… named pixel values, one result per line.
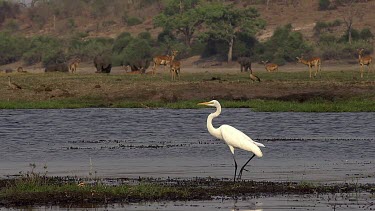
left=0, top=0, right=373, bottom=69
left=1, top=70, right=375, bottom=111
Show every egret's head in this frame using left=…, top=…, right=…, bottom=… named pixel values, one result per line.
left=198, top=100, right=220, bottom=107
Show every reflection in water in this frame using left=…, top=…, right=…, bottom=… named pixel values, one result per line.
left=0, top=109, right=374, bottom=183
left=231, top=210, right=262, bottom=211
left=8, top=192, right=373, bottom=211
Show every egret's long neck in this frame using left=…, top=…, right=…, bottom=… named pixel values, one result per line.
left=207, top=105, right=222, bottom=139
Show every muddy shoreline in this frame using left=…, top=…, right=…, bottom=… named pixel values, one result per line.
left=0, top=177, right=374, bottom=207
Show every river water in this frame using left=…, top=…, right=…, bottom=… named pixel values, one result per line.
left=1, top=108, right=374, bottom=183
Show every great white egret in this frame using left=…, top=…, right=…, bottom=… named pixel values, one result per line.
left=198, top=100, right=265, bottom=182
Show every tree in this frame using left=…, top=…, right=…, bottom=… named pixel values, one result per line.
left=153, top=0, right=203, bottom=47
left=200, top=4, right=265, bottom=62
left=341, top=0, right=362, bottom=44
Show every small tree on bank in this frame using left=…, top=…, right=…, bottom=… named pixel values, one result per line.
left=200, top=4, right=265, bottom=62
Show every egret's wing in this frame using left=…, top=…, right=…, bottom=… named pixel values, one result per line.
left=220, top=125, right=263, bottom=157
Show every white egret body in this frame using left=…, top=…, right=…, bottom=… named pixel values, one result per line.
left=198, top=100, right=264, bottom=181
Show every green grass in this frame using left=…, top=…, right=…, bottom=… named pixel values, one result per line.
left=0, top=70, right=374, bottom=111
left=1, top=98, right=375, bottom=112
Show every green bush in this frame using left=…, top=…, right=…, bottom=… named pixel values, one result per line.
left=314, top=20, right=342, bottom=36
left=22, top=36, right=64, bottom=65
left=138, top=32, right=152, bottom=41
left=111, top=34, right=152, bottom=67
left=3, top=19, right=19, bottom=31
left=319, top=0, right=334, bottom=10
left=67, top=18, right=76, bottom=29
left=126, top=17, right=143, bottom=26
left=122, top=38, right=152, bottom=64
left=260, top=24, right=312, bottom=64
left=157, top=30, right=176, bottom=44
left=339, top=28, right=361, bottom=42
left=68, top=37, right=113, bottom=61
left=319, top=33, right=337, bottom=44
left=318, top=40, right=373, bottom=60
left=359, top=28, right=374, bottom=41
left=0, top=32, right=28, bottom=65
left=189, top=41, right=206, bottom=57
left=232, top=32, right=258, bottom=59
left=112, top=33, right=132, bottom=54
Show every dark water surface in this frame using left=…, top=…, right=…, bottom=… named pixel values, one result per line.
left=3, top=193, right=374, bottom=211
left=0, top=108, right=374, bottom=183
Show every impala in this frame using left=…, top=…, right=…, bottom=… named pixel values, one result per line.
left=69, top=58, right=80, bottom=73
left=261, top=60, right=278, bottom=72
left=296, top=56, right=321, bottom=78
left=170, top=60, right=181, bottom=81
left=357, top=48, right=373, bottom=78
left=152, top=50, right=178, bottom=75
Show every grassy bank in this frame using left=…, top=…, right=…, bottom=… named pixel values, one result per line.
left=1, top=176, right=374, bottom=206
left=1, top=70, right=374, bottom=111
left=2, top=99, right=375, bottom=112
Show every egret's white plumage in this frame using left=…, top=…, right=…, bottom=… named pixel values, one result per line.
left=198, top=100, right=265, bottom=181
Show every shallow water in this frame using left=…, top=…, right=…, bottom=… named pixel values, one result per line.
left=3, top=193, right=374, bottom=211
left=0, top=108, right=374, bottom=183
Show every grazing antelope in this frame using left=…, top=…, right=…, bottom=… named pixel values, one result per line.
left=69, top=58, right=80, bottom=73
left=170, top=60, right=181, bottom=81
left=17, top=66, right=27, bottom=73
left=7, top=76, right=22, bottom=90
left=357, top=48, right=373, bottom=78
left=296, top=56, right=321, bottom=78
left=152, top=50, right=178, bottom=74
left=261, top=60, right=278, bottom=72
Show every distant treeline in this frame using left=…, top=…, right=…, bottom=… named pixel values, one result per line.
left=0, top=0, right=373, bottom=66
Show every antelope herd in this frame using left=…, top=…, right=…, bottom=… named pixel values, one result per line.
left=1, top=48, right=374, bottom=85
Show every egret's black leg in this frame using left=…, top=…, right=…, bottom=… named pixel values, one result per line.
left=232, top=154, right=238, bottom=182
left=238, top=154, right=256, bottom=180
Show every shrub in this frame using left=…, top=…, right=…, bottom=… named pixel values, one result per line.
left=359, top=28, right=374, bottom=41
left=0, top=32, right=28, bottom=65
left=0, top=1, right=20, bottom=25
left=138, top=32, right=152, bottom=41
left=157, top=30, right=176, bottom=44
left=319, top=0, right=335, bottom=10
left=67, top=18, right=76, bottom=29
left=122, top=38, right=152, bottom=64
left=318, top=40, right=373, bottom=60
left=3, top=19, right=19, bottom=31
left=339, top=28, right=361, bottom=42
left=112, top=33, right=132, bottom=54
left=126, top=17, right=143, bottom=26
left=319, top=34, right=337, bottom=44
left=231, top=32, right=259, bottom=60
left=111, top=34, right=153, bottom=67
left=313, top=20, right=342, bottom=36
left=68, top=37, right=113, bottom=61
left=260, top=24, right=313, bottom=64
left=22, top=36, right=64, bottom=65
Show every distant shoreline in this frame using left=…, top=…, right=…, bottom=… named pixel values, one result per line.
left=1, top=70, right=374, bottom=111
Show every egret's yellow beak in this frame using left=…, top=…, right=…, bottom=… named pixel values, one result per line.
left=197, top=101, right=210, bottom=106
